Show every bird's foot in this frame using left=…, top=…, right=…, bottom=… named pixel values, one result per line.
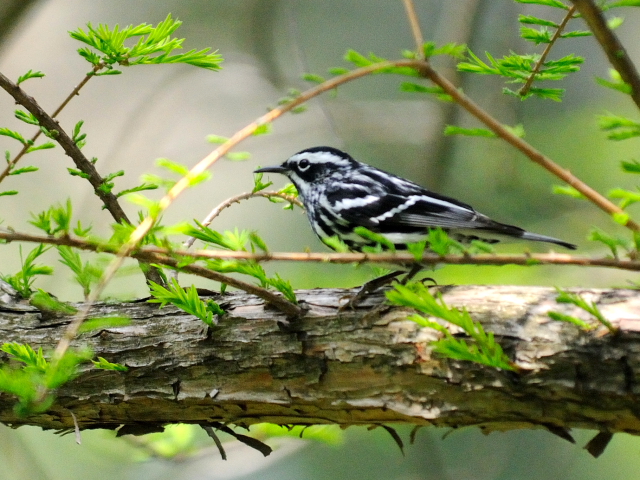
left=338, top=264, right=428, bottom=311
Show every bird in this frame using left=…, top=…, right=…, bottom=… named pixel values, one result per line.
left=254, top=146, right=577, bottom=254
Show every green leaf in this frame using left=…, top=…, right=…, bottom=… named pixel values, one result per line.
left=1, top=245, right=53, bottom=297
left=444, top=126, right=495, bottom=137
left=302, top=73, right=326, bottom=83
left=30, top=200, right=73, bottom=236
left=322, top=235, right=350, bottom=253
left=0, top=190, right=18, bottom=197
left=518, top=15, right=559, bottom=27
left=427, top=228, right=465, bottom=256
left=249, top=232, right=269, bottom=252
left=552, top=185, right=586, bottom=199
left=26, top=141, right=55, bottom=153
left=148, top=279, right=223, bottom=326
left=559, top=31, right=592, bottom=39
left=400, top=82, right=453, bottom=101
left=10, top=165, right=39, bottom=175
left=116, top=182, right=158, bottom=198
left=0, top=128, right=27, bottom=145
left=609, top=187, right=640, bottom=209
left=252, top=171, right=273, bottom=193
left=328, top=67, right=350, bottom=76
left=206, top=134, right=228, bottom=144
left=513, top=0, right=568, bottom=7
left=17, top=70, right=45, bottom=85
left=57, top=245, right=104, bottom=298
left=598, top=114, right=640, bottom=140
left=92, top=357, right=128, bottom=371
left=266, top=274, right=297, bottom=304
left=596, top=69, right=632, bottom=95
left=353, top=227, right=396, bottom=252
left=422, top=42, right=467, bottom=59
left=1, top=343, right=48, bottom=370
left=548, top=311, right=595, bottom=331
left=14, top=110, right=39, bottom=126
left=520, top=26, right=552, bottom=44
left=29, top=289, right=77, bottom=315
left=407, top=240, right=428, bottom=262
left=183, top=223, right=252, bottom=251
left=554, top=288, right=616, bottom=334
left=252, top=123, right=272, bottom=136
left=225, top=151, right=251, bottom=161
left=621, top=159, right=640, bottom=174
left=587, top=227, right=630, bottom=258
left=79, top=316, right=131, bottom=334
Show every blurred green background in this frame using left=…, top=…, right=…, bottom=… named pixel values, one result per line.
left=1, top=0, right=640, bottom=478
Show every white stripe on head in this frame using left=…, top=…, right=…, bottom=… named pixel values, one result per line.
left=288, top=151, right=352, bottom=167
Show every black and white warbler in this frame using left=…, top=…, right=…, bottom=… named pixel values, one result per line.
left=255, top=146, right=576, bottom=252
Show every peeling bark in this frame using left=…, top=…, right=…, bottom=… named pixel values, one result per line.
left=1, top=285, right=640, bottom=439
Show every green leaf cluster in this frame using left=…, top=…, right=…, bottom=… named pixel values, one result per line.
left=458, top=51, right=582, bottom=101
left=1, top=245, right=53, bottom=298
left=387, top=283, right=515, bottom=370
left=149, top=279, right=224, bottom=326
left=0, top=343, right=92, bottom=415
left=182, top=222, right=297, bottom=303
left=69, top=14, right=222, bottom=74
left=548, top=289, right=616, bottom=334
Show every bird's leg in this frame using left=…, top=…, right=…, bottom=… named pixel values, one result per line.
left=338, top=270, right=403, bottom=311
left=339, top=264, right=426, bottom=311
left=399, top=264, right=424, bottom=285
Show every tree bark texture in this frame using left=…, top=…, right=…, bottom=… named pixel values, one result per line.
left=1, top=285, right=640, bottom=438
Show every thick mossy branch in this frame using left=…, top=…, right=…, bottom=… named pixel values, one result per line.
left=1, top=286, right=640, bottom=436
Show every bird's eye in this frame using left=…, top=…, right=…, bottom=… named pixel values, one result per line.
left=298, top=159, right=310, bottom=171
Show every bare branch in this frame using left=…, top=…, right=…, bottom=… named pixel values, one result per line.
left=402, top=0, right=425, bottom=58
left=570, top=0, right=640, bottom=111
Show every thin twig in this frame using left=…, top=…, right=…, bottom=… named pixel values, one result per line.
left=570, top=0, right=640, bottom=110
left=2, top=230, right=640, bottom=273
left=519, top=6, right=577, bottom=97
left=402, top=0, right=425, bottom=58
left=0, top=63, right=104, bottom=184
left=184, top=191, right=303, bottom=249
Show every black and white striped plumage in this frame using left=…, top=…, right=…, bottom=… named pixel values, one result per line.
left=255, top=146, right=576, bottom=252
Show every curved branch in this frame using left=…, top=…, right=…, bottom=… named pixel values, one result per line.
left=570, top=0, right=640, bottom=110
left=184, top=191, right=303, bottom=249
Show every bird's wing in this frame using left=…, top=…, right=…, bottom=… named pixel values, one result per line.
left=325, top=189, right=487, bottom=232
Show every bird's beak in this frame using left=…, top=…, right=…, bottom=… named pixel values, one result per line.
left=254, top=165, right=288, bottom=174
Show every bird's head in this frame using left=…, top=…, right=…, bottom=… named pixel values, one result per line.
left=255, top=147, right=358, bottom=192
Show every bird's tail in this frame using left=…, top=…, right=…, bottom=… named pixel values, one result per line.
left=519, top=231, right=576, bottom=250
